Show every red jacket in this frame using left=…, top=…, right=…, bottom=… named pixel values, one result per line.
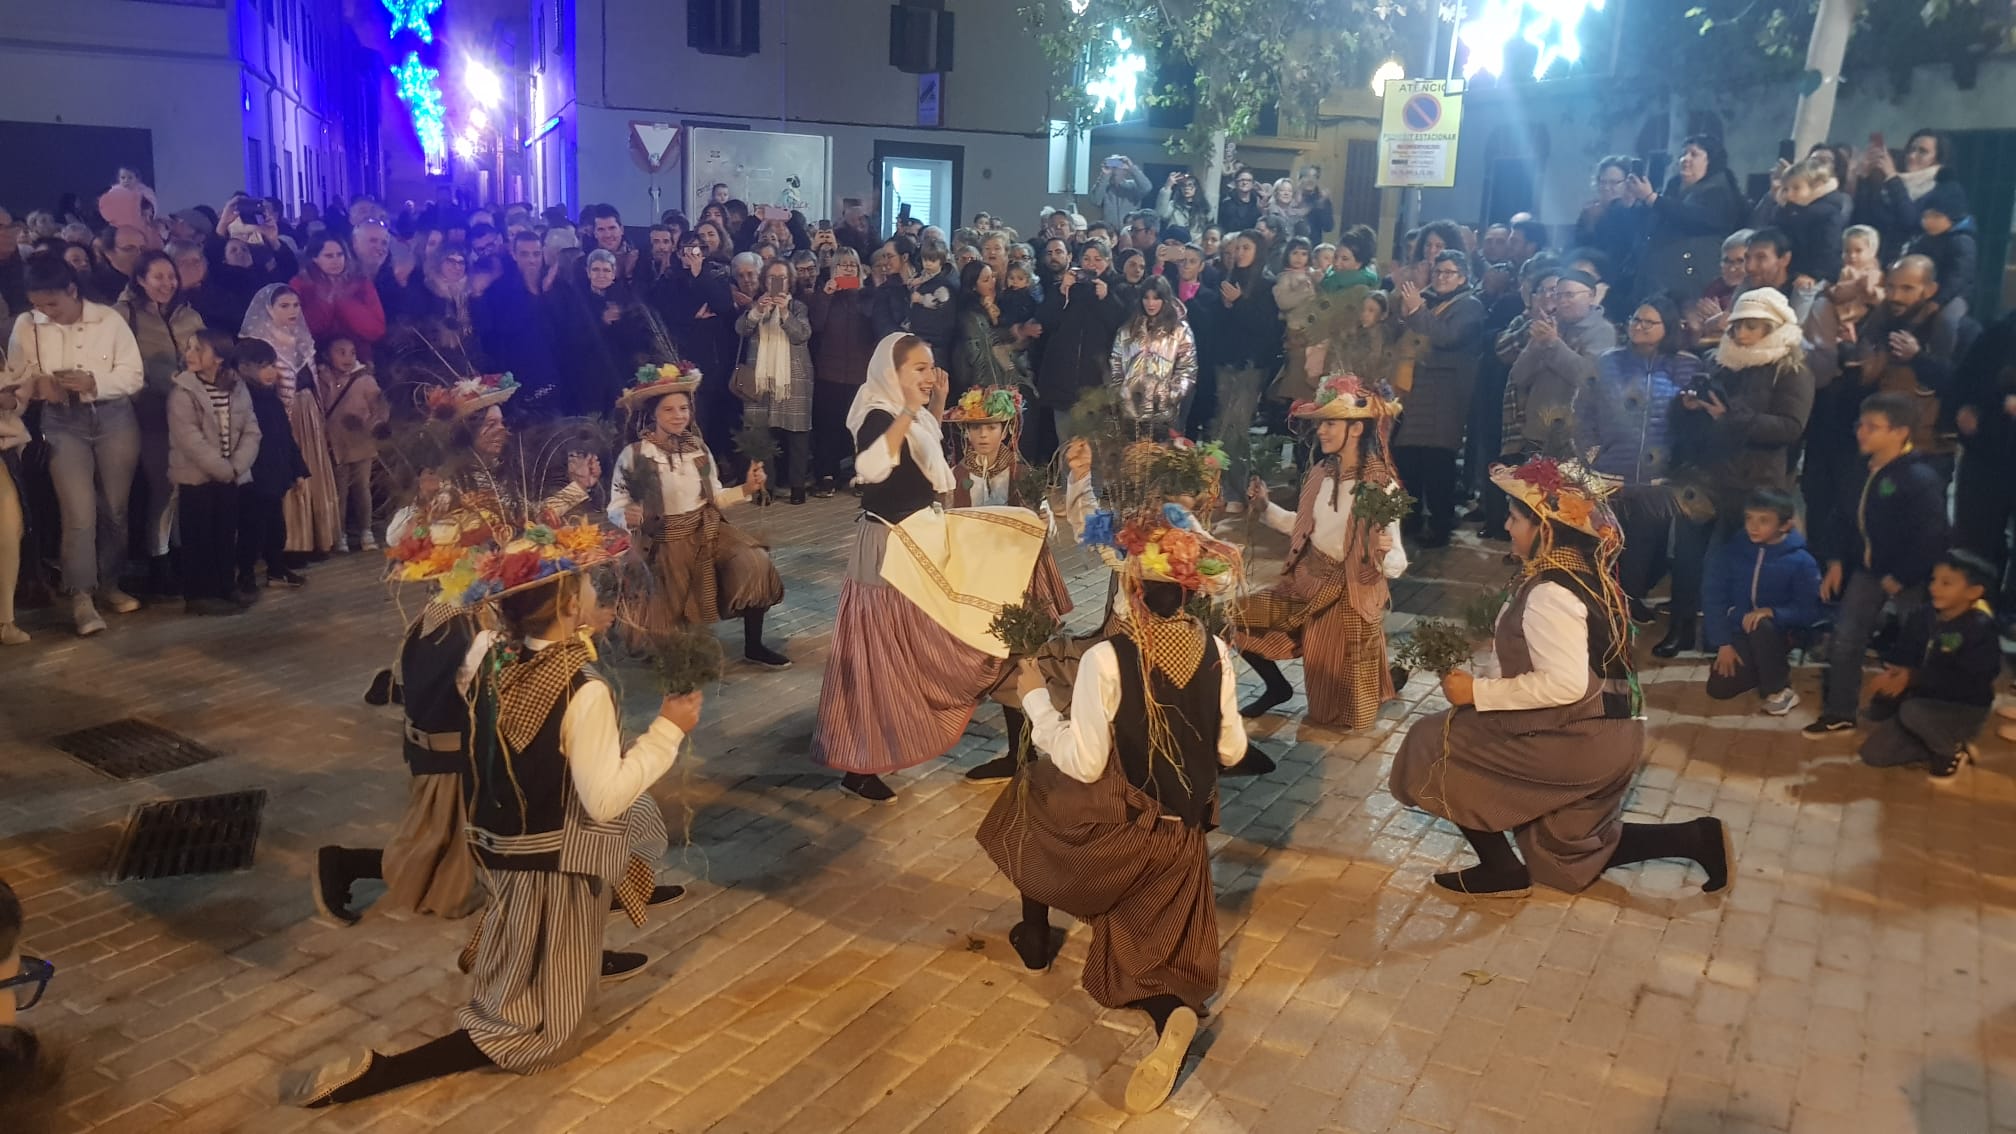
left=290, top=271, right=388, bottom=360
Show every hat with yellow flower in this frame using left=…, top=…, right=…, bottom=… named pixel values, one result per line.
left=1290, top=372, right=1402, bottom=421
left=1489, top=455, right=1620, bottom=542
left=945, top=385, right=1024, bottom=427
left=617, top=360, right=703, bottom=412
left=424, top=373, right=519, bottom=421
left=1080, top=500, right=1243, bottom=597
left=385, top=513, right=631, bottom=609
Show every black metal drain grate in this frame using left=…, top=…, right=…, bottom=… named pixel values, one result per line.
left=107, top=790, right=268, bottom=882
left=52, top=719, right=224, bottom=780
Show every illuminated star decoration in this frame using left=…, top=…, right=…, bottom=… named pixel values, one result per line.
left=381, top=0, right=443, bottom=43
left=1459, top=0, right=1605, bottom=81
left=1085, top=27, right=1147, bottom=121
left=393, top=52, right=448, bottom=172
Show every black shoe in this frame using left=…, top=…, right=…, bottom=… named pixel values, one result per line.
left=269, top=570, right=307, bottom=588
left=812, top=478, right=837, bottom=498
left=601, top=950, right=649, bottom=981
left=1628, top=598, right=1658, bottom=626
left=1693, top=817, right=1733, bottom=893
left=1801, top=716, right=1855, bottom=739
left=1651, top=616, right=1696, bottom=659
left=1416, top=528, right=1452, bottom=550
left=840, top=772, right=896, bottom=802
left=1460, top=505, right=1486, bottom=523
left=1432, top=861, right=1532, bottom=898
left=1220, top=743, right=1276, bottom=778
left=312, top=847, right=360, bottom=926
left=1008, top=921, right=1064, bottom=971
left=1390, top=665, right=1411, bottom=693
left=744, top=641, right=792, bottom=669
left=789, top=487, right=807, bottom=505
left=235, top=574, right=260, bottom=603
left=364, top=668, right=396, bottom=706
left=965, top=754, right=1019, bottom=782
left=1239, top=685, right=1293, bottom=719
left=1929, top=744, right=1974, bottom=783
left=612, top=884, right=687, bottom=912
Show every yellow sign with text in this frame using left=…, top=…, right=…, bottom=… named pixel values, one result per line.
left=1377, top=79, right=1464, bottom=188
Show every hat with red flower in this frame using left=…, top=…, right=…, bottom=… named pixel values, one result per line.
left=1490, top=455, right=1620, bottom=541
left=945, top=385, right=1024, bottom=427
left=1291, top=372, right=1403, bottom=421
left=424, top=373, right=519, bottom=421
left=617, top=361, right=703, bottom=412
left=385, top=512, right=630, bottom=609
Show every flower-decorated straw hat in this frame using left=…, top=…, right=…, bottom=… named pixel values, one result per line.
left=945, top=385, right=1024, bottom=427
left=617, top=361, right=703, bottom=412
left=424, top=372, right=519, bottom=420
left=1489, top=455, right=1621, bottom=543
left=1290, top=372, right=1403, bottom=421
left=385, top=513, right=631, bottom=609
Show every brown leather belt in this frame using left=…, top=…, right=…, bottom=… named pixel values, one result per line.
left=404, top=722, right=463, bottom=752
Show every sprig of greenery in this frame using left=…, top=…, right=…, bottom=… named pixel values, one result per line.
left=1351, top=480, right=1415, bottom=530
left=988, top=603, right=1061, bottom=656
left=1391, top=618, right=1480, bottom=677
left=650, top=627, right=725, bottom=695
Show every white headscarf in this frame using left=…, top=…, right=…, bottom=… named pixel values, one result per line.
left=241, top=283, right=316, bottom=377
left=847, top=332, right=957, bottom=493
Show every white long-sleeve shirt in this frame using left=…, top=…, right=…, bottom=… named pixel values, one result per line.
left=1260, top=476, right=1408, bottom=578
left=465, top=636, right=687, bottom=823
left=1472, top=582, right=1592, bottom=713
left=607, top=442, right=744, bottom=528
left=1023, top=637, right=1247, bottom=785
left=6, top=302, right=145, bottom=402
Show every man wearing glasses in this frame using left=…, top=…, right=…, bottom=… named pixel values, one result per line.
left=1219, top=169, right=1262, bottom=232
left=1504, top=267, right=1617, bottom=461
left=0, top=879, right=56, bottom=1116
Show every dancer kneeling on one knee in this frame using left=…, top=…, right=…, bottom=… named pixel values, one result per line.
left=1388, top=456, right=1731, bottom=898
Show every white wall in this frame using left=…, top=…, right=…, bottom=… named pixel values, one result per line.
left=573, top=105, right=1052, bottom=229
left=1420, top=57, right=2016, bottom=232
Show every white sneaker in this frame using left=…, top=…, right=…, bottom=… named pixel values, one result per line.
left=333, top=539, right=351, bottom=554
left=359, top=535, right=379, bottom=552
left=1761, top=688, right=1800, bottom=717
left=72, top=595, right=106, bottom=636
left=99, top=589, right=141, bottom=614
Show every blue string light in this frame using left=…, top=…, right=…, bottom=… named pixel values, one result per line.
left=381, top=0, right=443, bottom=43
left=393, top=52, right=447, bottom=171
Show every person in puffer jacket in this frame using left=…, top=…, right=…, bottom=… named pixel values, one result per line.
left=1703, top=490, right=1823, bottom=715
left=1577, top=294, right=1699, bottom=607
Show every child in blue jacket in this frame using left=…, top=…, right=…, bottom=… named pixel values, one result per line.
left=1705, top=489, right=1823, bottom=715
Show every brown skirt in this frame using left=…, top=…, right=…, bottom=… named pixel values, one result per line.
left=812, top=518, right=1009, bottom=775
left=282, top=386, right=340, bottom=553
left=1389, top=707, right=1644, bottom=893
left=380, top=772, right=483, bottom=918
left=1027, top=544, right=1075, bottom=624
left=1228, top=549, right=1393, bottom=730
left=634, top=506, right=783, bottom=634
left=976, top=758, right=1219, bottom=1011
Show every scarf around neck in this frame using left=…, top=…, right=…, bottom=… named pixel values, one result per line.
left=1899, top=164, right=1942, bottom=201
left=1713, top=320, right=1802, bottom=372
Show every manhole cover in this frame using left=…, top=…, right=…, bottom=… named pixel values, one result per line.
left=53, top=719, right=224, bottom=780
left=107, top=790, right=268, bottom=882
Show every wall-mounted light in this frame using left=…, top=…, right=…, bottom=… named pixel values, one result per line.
left=464, top=60, right=503, bottom=107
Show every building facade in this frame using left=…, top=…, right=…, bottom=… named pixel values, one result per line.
left=0, top=0, right=380, bottom=218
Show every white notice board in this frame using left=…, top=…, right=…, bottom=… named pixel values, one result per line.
left=687, top=128, right=834, bottom=219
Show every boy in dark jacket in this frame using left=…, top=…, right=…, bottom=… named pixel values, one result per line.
left=1705, top=490, right=1823, bottom=715
left=1808, top=392, right=1951, bottom=735
left=233, top=338, right=310, bottom=593
left=1859, top=550, right=2000, bottom=780
left=1905, top=181, right=1977, bottom=319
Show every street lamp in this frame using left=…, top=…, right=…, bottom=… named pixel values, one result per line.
left=1371, top=58, right=1405, bottom=94
left=464, top=60, right=503, bottom=107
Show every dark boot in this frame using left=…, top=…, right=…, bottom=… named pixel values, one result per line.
left=1220, top=742, right=1276, bottom=778
left=1239, top=653, right=1294, bottom=717
left=1652, top=615, right=1697, bottom=659
left=1433, top=827, right=1532, bottom=897
left=966, top=706, right=1027, bottom=781
left=743, top=609, right=790, bottom=668
left=1606, top=817, right=1732, bottom=892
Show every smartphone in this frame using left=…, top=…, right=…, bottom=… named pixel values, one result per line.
left=1869, top=131, right=1885, bottom=150
left=816, top=218, right=832, bottom=232
left=833, top=274, right=861, bottom=291
left=1627, top=157, right=1646, bottom=179
left=1777, top=138, right=1797, bottom=164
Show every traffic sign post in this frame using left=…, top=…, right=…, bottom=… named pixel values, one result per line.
left=1376, top=78, right=1464, bottom=188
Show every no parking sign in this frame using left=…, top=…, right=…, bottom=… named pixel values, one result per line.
left=1377, top=79, right=1465, bottom=188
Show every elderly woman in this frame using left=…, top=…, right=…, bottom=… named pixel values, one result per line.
left=1393, top=249, right=1485, bottom=546
left=1390, top=456, right=1730, bottom=898
left=242, top=283, right=340, bottom=556
left=606, top=366, right=786, bottom=665
left=735, top=258, right=815, bottom=503
left=1628, top=135, right=1747, bottom=301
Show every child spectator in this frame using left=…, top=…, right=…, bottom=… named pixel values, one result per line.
left=0, top=876, right=60, bottom=1126
left=1772, top=156, right=1849, bottom=289
left=1828, top=224, right=1884, bottom=326
left=1808, top=392, right=1951, bottom=736
left=1704, top=489, right=1822, bottom=715
left=234, top=338, right=309, bottom=592
left=168, top=329, right=259, bottom=615
left=906, top=241, right=958, bottom=366
left=1859, top=550, right=2000, bottom=780
left=314, top=336, right=388, bottom=552
left=997, top=262, right=1040, bottom=332
left=1906, top=181, right=1977, bottom=320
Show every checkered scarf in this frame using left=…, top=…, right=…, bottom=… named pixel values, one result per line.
left=495, top=640, right=593, bottom=753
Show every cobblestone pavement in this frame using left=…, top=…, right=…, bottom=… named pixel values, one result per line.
left=2, top=494, right=2014, bottom=1134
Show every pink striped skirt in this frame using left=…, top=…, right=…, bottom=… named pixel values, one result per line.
left=812, top=517, right=1010, bottom=775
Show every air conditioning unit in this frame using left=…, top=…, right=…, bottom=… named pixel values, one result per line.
left=889, top=1, right=953, bottom=74
left=690, top=0, right=760, bottom=57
